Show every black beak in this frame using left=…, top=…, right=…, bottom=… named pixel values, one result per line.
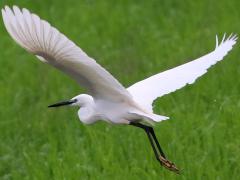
left=48, top=99, right=77, bottom=108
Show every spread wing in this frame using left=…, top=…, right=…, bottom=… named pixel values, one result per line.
left=128, top=34, right=237, bottom=112
left=2, top=6, right=132, bottom=102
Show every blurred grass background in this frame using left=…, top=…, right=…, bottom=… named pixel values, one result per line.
left=0, top=0, right=240, bottom=179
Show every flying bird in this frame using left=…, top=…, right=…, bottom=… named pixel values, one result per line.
left=2, top=5, right=237, bottom=173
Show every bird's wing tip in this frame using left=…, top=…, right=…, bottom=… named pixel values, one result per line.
left=231, top=34, right=238, bottom=41
left=2, top=5, right=20, bottom=13
left=4, top=5, right=11, bottom=11
left=215, top=33, right=238, bottom=49
left=12, top=5, right=22, bottom=13
left=215, top=35, right=219, bottom=49
left=1, top=8, right=5, bottom=14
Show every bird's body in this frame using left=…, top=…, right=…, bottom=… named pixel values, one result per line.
left=84, top=97, right=135, bottom=124
left=2, top=5, right=237, bottom=173
left=68, top=94, right=167, bottom=125
left=75, top=94, right=132, bottom=125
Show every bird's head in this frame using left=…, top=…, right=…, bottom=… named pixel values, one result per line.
left=48, top=94, right=94, bottom=108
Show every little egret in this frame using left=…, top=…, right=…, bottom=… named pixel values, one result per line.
left=2, top=5, right=237, bottom=173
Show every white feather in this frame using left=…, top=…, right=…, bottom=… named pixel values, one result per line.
left=128, top=34, right=237, bottom=112
left=1, top=6, right=132, bottom=103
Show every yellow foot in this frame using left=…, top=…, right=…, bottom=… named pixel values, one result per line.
left=159, top=156, right=180, bottom=174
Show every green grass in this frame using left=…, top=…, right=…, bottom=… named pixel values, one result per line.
left=1, top=0, right=240, bottom=179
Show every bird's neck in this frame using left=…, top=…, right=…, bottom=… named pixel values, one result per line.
left=78, top=101, right=96, bottom=124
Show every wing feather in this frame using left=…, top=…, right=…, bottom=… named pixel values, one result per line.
left=2, top=6, right=132, bottom=102
left=128, top=34, right=237, bottom=112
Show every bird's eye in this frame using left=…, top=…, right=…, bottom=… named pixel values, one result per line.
left=72, top=99, right=77, bottom=103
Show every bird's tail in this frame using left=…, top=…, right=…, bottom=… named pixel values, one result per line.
left=129, top=111, right=169, bottom=125
left=148, top=113, right=169, bottom=122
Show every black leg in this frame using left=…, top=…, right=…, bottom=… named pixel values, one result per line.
left=130, top=122, right=180, bottom=174
left=130, top=122, right=160, bottom=161
left=148, top=126, right=166, bottom=158
left=130, top=122, right=165, bottom=159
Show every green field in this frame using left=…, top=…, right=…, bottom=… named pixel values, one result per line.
left=1, top=0, right=240, bottom=179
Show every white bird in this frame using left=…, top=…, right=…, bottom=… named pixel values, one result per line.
left=2, top=5, right=237, bottom=173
